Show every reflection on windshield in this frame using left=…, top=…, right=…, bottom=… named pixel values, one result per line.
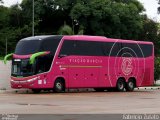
left=12, top=59, right=34, bottom=77
left=21, top=59, right=33, bottom=75
left=12, top=64, right=20, bottom=75
left=11, top=56, right=53, bottom=77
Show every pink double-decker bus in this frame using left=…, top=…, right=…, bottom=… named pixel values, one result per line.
left=5, top=35, right=154, bottom=93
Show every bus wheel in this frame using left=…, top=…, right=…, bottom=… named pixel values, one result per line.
left=54, top=79, right=65, bottom=93
left=32, top=89, right=41, bottom=94
left=126, top=79, right=135, bottom=92
left=94, top=88, right=105, bottom=92
left=116, top=78, right=126, bottom=92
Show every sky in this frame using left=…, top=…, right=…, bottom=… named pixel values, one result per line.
left=138, top=0, right=160, bottom=22
left=1, top=0, right=160, bottom=22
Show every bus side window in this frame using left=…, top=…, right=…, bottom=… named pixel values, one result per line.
left=59, top=40, right=76, bottom=56
left=110, top=42, right=122, bottom=57
left=140, top=44, right=153, bottom=57
left=36, top=56, right=53, bottom=73
left=102, top=42, right=113, bottom=56
left=122, top=43, right=133, bottom=57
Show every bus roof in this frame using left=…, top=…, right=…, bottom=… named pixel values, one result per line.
left=63, top=35, right=153, bottom=45
left=20, top=35, right=153, bottom=45
left=20, top=35, right=63, bottom=41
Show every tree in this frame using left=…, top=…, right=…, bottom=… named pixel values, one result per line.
left=155, top=57, right=160, bottom=81
left=0, top=0, right=159, bottom=57
left=0, top=6, right=10, bottom=29
left=0, top=6, right=10, bottom=55
left=70, top=0, right=145, bottom=39
left=19, top=0, right=145, bottom=39
left=58, top=25, right=74, bottom=35
left=20, top=0, right=71, bottom=34
left=139, top=15, right=160, bottom=55
left=58, top=24, right=84, bottom=35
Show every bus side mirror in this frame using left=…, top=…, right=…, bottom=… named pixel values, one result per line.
left=4, top=53, right=13, bottom=64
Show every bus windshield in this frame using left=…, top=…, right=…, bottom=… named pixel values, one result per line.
left=12, top=36, right=62, bottom=77
left=12, top=59, right=35, bottom=77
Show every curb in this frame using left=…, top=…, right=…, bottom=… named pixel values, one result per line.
left=136, top=87, right=160, bottom=90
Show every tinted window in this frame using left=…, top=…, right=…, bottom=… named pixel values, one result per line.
left=102, top=42, right=114, bottom=56
left=15, top=36, right=62, bottom=55
left=59, top=40, right=75, bottom=56
left=35, top=56, right=53, bottom=73
left=122, top=43, right=141, bottom=57
left=15, top=40, right=40, bottom=55
left=140, top=44, right=153, bottom=57
left=122, top=43, right=153, bottom=57
left=59, top=40, right=153, bottom=58
left=109, top=42, right=122, bottom=57
left=75, top=41, right=104, bottom=56
left=60, top=40, right=105, bottom=56
left=40, top=38, right=61, bottom=55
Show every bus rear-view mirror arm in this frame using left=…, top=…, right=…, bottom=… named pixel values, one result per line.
left=4, top=53, right=13, bottom=64
left=30, top=51, right=50, bottom=64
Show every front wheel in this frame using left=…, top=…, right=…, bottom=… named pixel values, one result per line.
left=54, top=79, right=65, bottom=93
left=116, top=78, right=126, bottom=92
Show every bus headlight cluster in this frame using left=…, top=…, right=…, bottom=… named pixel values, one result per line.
left=11, top=77, right=39, bottom=83
left=27, top=77, right=38, bottom=82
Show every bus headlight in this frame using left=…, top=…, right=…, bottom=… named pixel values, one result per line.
left=27, top=77, right=38, bottom=82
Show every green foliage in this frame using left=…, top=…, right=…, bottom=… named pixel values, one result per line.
left=58, top=24, right=84, bottom=35
left=155, top=57, right=160, bottom=81
left=0, top=0, right=160, bottom=80
left=140, top=17, right=160, bottom=55
left=58, top=25, right=74, bottom=35
left=0, top=6, right=10, bottom=28
left=0, top=0, right=160, bottom=58
left=70, top=0, right=144, bottom=39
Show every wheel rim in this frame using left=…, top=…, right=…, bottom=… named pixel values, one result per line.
left=56, top=82, right=62, bottom=90
left=118, top=81, right=124, bottom=90
left=128, top=81, right=134, bottom=89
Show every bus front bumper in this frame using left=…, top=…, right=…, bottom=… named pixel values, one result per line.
left=11, top=77, right=38, bottom=89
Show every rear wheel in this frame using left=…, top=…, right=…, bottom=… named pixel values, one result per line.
left=54, top=79, right=65, bottom=93
left=32, top=89, right=41, bottom=94
left=116, top=78, right=126, bottom=92
left=126, top=79, right=136, bottom=92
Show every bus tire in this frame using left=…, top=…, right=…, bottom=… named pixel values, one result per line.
left=116, top=78, right=126, bottom=92
left=54, top=78, right=65, bottom=93
left=126, top=79, right=135, bottom=92
left=32, top=89, right=41, bottom=94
